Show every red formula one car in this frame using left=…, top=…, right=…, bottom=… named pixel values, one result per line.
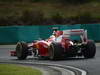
left=10, top=29, right=96, bottom=60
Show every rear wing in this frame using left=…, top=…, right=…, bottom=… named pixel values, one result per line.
left=63, top=29, right=85, bottom=35
left=63, top=29, right=87, bottom=42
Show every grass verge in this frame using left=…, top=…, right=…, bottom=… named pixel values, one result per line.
left=0, top=64, right=42, bottom=75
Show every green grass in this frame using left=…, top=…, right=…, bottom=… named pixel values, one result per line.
left=0, top=64, right=42, bottom=75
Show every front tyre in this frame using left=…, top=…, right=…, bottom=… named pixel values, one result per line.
left=83, top=40, right=96, bottom=58
left=49, top=42, right=64, bottom=60
left=16, top=42, right=28, bottom=60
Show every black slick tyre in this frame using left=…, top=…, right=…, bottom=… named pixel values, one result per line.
left=49, top=42, right=64, bottom=60
left=16, top=42, right=28, bottom=60
left=83, top=40, right=96, bottom=58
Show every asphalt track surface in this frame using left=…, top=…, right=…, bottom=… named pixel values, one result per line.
left=0, top=45, right=100, bottom=75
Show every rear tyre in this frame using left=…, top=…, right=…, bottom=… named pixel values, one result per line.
left=83, top=40, right=96, bottom=58
left=49, top=42, right=64, bottom=60
left=16, top=42, right=28, bottom=60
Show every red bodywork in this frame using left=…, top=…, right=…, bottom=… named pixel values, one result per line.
left=10, top=50, right=16, bottom=56
left=33, top=41, right=49, bottom=56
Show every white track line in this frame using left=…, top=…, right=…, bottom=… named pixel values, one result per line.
left=65, top=66, right=87, bottom=75
left=49, top=66, right=75, bottom=75
left=34, top=63, right=87, bottom=75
